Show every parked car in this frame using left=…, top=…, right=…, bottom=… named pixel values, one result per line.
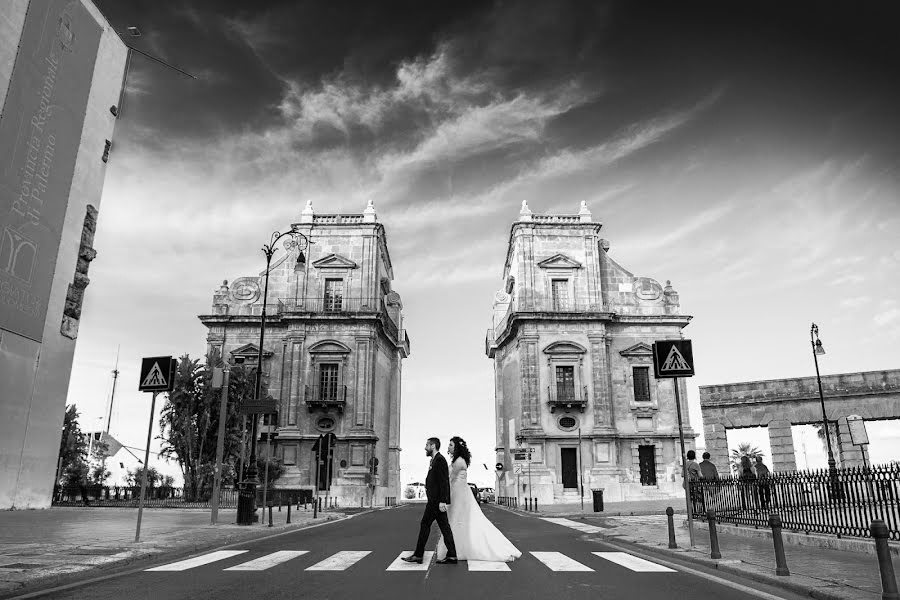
left=467, top=483, right=480, bottom=502
left=478, top=487, right=495, bottom=503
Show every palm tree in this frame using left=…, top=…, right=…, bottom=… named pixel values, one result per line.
left=730, top=443, right=764, bottom=474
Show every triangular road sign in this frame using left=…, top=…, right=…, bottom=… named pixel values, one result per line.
left=661, top=345, right=691, bottom=372
left=141, top=362, right=167, bottom=388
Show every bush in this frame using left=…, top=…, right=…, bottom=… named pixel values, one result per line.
left=404, top=486, right=416, bottom=499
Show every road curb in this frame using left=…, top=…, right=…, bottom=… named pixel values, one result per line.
left=0, top=512, right=352, bottom=600
left=492, top=505, right=878, bottom=600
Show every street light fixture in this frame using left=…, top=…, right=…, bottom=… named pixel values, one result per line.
left=237, top=226, right=309, bottom=525
left=811, top=323, right=843, bottom=499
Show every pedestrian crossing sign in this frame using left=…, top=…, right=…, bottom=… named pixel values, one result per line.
left=652, top=340, right=694, bottom=378
left=139, top=356, right=176, bottom=392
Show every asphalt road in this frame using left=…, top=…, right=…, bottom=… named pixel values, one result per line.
left=29, top=504, right=802, bottom=600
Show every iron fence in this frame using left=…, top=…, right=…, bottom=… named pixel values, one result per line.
left=51, top=485, right=240, bottom=508
left=689, top=464, right=900, bottom=540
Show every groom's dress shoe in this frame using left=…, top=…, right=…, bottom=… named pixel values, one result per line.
left=436, top=557, right=458, bottom=564
left=401, top=555, right=423, bottom=564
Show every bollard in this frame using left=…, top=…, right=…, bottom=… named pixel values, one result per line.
left=268, top=504, right=273, bottom=528
left=361, top=497, right=364, bottom=508
left=769, top=514, right=790, bottom=576
left=666, top=507, right=678, bottom=549
left=872, top=520, right=899, bottom=599
left=534, top=498, right=538, bottom=512
left=313, top=496, right=318, bottom=519
left=287, top=502, right=292, bottom=524
left=707, top=509, right=722, bottom=559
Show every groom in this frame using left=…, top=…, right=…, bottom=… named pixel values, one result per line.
left=402, top=437, right=458, bottom=564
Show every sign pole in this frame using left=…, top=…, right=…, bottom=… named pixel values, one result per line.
left=135, top=391, right=158, bottom=542
left=262, top=427, right=271, bottom=522
left=527, top=447, right=532, bottom=508
left=673, top=377, right=695, bottom=546
left=578, top=427, right=584, bottom=513
left=210, top=368, right=229, bottom=525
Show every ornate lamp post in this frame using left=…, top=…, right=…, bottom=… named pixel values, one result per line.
left=811, top=323, right=843, bottom=500
left=237, top=226, right=309, bottom=525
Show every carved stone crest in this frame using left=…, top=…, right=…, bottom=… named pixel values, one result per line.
left=230, top=277, right=261, bottom=303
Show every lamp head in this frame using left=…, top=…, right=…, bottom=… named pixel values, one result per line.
left=295, top=251, right=306, bottom=266
left=815, top=339, right=825, bottom=355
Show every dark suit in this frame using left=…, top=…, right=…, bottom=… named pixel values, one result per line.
left=413, top=452, right=457, bottom=558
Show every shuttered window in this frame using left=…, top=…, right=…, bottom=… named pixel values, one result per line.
left=633, top=366, right=651, bottom=402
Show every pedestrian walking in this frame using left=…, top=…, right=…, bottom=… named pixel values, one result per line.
left=684, top=450, right=704, bottom=514
left=739, top=455, right=758, bottom=511
left=699, top=452, right=719, bottom=510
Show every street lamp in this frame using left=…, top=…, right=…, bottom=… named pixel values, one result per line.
left=811, top=323, right=842, bottom=499
left=237, top=226, right=309, bottom=524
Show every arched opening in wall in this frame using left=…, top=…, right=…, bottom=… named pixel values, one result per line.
left=866, top=419, right=900, bottom=467
left=791, top=423, right=833, bottom=471
left=725, top=426, right=772, bottom=476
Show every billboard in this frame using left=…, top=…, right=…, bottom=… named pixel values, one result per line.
left=0, top=0, right=102, bottom=341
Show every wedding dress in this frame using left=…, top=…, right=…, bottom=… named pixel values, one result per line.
left=436, top=457, right=521, bottom=562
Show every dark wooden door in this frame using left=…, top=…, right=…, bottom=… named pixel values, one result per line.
left=561, top=448, right=578, bottom=489
left=638, top=445, right=656, bottom=485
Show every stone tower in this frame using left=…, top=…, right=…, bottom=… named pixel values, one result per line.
left=200, top=200, right=409, bottom=505
left=485, top=201, right=695, bottom=504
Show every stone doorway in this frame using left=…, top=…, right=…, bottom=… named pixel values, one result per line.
left=560, top=448, right=578, bottom=489
left=638, top=445, right=657, bottom=485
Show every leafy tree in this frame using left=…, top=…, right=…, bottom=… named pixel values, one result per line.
left=404, top=486, right=416, bottom=499
left=256, top=456, right=284, bottom=489
left=158, top=352, right=259, bottom=501
left=88, top=440, right=111, bottom=485
left=126, top=466, right=164, bottom=487
left=58, top=405, right=89, bottom=486
left=730, top=442, right=764, bottom=473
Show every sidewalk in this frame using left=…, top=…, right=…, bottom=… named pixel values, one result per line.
left=0, top=506, right=352, bottom=598
left=550, top=511, right=898, bottom=600
left=523, top=498, right=683, bottom=516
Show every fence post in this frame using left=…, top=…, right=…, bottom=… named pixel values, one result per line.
left=666, top=507, right=678, bottom=549
left=287, top=502, right=292, bottom=524
left=769, top=514, right=790, bottom=576
left=872, top=519, right=899, bottom=599
left=707, top=509, right=722, bottom=559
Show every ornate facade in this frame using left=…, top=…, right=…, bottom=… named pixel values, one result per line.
left=486, top=201, right=696, bottom=504
left=199, top=201, right=409, bottom=505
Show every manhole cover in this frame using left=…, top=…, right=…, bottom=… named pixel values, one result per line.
left=0, top=563, right=45, bottom=570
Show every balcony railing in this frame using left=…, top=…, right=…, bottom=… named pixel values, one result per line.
left=278, top=297, right=384, bottom=315
left=547, top=384, right=588, bottom=412
left=305, top=384, right=347, bottom=412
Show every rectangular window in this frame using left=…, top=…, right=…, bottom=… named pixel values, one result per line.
left=324, top=279, right=344, bottom=312
left=319, top=364, right=339, bottom=402
left=551, top=279, right=569, bottom=311
left=633, top=366, right=651, bottom=402
left=555, top=365, right=576, bottom=402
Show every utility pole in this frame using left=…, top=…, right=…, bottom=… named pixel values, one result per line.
left=210, top=367, right=230, bottom=524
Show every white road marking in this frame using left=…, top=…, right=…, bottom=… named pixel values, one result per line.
left=386, top=551, right=434, bottom=571
left=224, top=551, right=309, bottom=571
left=145, top=550, right=248, bottom=571
left=540, top=517, right=603, bottom=533
left=530, top=551, right=594, bottom=572
left=305, top=551, right=371, bottom=571
left=592, top=552, right=675, bottom=572
left=467, top=560, right=511, bottom=571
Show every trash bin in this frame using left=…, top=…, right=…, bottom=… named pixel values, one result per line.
left=592, top=489, right=604, bottom=512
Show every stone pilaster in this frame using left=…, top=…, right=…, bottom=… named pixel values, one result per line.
left=588, top=332, right=613, bottom=432
left=703, top=421, right=729, bottom=471
left=520, top=333, right=541, bottom=431
left=354, top=334, right=374, bottom=429
left=286, top=335, right=305, bottom=426
left=767, top=419, right=796, bottom=473
left=836, top=417, right=864, bottom=468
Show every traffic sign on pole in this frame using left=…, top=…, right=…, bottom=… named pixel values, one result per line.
left=138, top=356, right=176, bottom=392
left=495, top=462, right=504, bottom=472
left=652, top=340, right=695, bottom=378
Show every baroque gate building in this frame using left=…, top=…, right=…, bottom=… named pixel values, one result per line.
left=199, top=201, right=409, bottom=505
left=486, top=201, right=696, bottom=504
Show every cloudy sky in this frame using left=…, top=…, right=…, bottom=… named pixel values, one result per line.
left=70, top=0, right=900, bottom=487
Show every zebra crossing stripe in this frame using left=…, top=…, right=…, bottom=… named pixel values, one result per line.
left=541, top=518, right=602, bottom=533
left=592, top=552, right=675, bottom=572
left=530, top=551, right=594, bottom=572
left=224, top=551, right=309, bottom=571
left=306, top=551, right=371, bottom=571
left=467, top=560, right=510, bottom=571
left=385, top=551, right=434, bottom=571
left=146, top=550, right=248, bottom=571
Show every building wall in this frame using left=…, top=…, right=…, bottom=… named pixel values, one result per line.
left=0, top=0, right=127, bottom=508
left=487, top=204, right=695, bottom=504
left=200, top=208, right=408, bottom=506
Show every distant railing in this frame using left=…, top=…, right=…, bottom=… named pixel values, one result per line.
left=689, top=465, right=900, bottom=540
left=51, top=485, right=239, bottom=508
left=312, top=214, right=365, bottom=225
left=531, top=214, right=583, bottom=223
left=278, top=297, right=383, bottom=315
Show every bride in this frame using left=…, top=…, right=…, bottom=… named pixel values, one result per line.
left=436, top=436, right=521, bottom=562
